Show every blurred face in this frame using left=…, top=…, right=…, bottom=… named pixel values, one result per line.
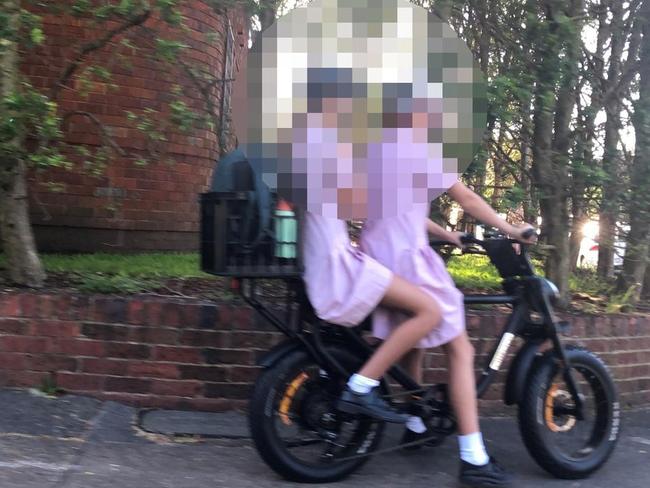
left=240, top=0, right=487, bottom=219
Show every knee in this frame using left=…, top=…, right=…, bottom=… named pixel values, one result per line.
left=414, top=300, right=441, bottom=331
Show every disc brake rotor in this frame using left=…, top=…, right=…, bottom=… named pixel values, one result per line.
left=545, top=383, right=577, bottom=433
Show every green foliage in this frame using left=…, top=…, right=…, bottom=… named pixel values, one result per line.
left=0, top=83, right=73, bottom=168
left=39, top=375, right=63, bottom=397
left=77, top=273, right=161, bottom=294
left=40, top=252, right=210, bottom=279
left=169, top=99, right=201, bottom=133
left=446, top=254, right=501, bottom=290
left=154, top=38, right=189, bottom=62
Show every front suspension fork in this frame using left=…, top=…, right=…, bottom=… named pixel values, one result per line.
left=549, top=332, right=585, bottom=420
left=536, top=282, right=585, bottom=420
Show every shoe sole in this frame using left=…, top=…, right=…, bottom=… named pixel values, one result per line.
left=459, top=476, right=514, bottom=488
left=336, top=400, right=409, bottom=423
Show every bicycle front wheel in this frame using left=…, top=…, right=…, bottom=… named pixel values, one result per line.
left=518, top=346, right=620, bottom=479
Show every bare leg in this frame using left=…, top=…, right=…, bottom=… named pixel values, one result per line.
left=358, top=275, right=441, bottom=379
left=399, top=348, right=425, bottom=383
left=442, top=331, right=479, bottom=435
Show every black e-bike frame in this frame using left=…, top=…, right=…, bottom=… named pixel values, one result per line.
left=242, top=237, right=584, bottom=421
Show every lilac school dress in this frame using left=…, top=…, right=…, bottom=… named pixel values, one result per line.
left=359, top=204, right=465, bottom=349
left=302, top=211, right=394, bottom=327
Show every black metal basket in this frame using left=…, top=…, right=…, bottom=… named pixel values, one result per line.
left=482, top=238, right=534, bottom=278
left=199, top=191, right=303, bottom=277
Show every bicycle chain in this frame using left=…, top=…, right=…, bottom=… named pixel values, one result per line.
left=329, top=423, right=453, bottom=462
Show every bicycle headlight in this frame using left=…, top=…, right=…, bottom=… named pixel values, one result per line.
left=541, top=278, right=560, bottom=303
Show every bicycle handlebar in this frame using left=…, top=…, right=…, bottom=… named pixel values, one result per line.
left=430, top=228, right=537, bottom=249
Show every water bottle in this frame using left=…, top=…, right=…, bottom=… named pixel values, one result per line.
left=275, top=198, right=297, bottom=260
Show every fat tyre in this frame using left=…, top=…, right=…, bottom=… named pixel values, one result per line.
left=518, top=346, right=620, bottom=479
left=249, top=347, right=384, bottom=483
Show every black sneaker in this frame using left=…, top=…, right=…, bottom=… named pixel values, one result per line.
left=400, top=427, right=445, bottom=450
left=336, top=388, right=409, bottom=423
left=459, top=457, right=513, bottom=487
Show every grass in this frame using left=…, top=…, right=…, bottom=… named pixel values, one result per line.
left=446, top=254, right=501, bottom=290
left=0, top=251, right=616, bottom=305
left=0, top=252, right=217, bottom=294
left=39, top=252, right=211, bottom=278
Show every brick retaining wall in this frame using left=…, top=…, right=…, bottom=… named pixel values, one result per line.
left=0, top=292, right=649, bottom=412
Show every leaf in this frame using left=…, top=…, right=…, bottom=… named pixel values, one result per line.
left=30, top=27, right=44, bottom=44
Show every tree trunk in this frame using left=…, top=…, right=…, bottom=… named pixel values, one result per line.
left=643, top=244, right=650, bottom=298
left=597, top=1, right=625, bottom=279
left=530, top=0, right=582, bottom=307
left=618, top=0, right=650, bottom=302
left=0, top=0, right=46, bottom=287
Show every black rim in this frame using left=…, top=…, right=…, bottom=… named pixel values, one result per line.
left=269, top=361, right=379, bottom=468
left=539, top=362, right=613, bottom=462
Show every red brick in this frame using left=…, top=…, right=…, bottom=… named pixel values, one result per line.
left=203, top=382, right=251, bottom=400
left=128, top=327, right=178, bottom=345
left=50, top=339, right=105, bottom=357
left=150, top=379, right=201, bottom=397
left=201, top=348, right=253, bottom=365
left=0, top=370, right=48, bottom=388
left=81, top=358, right=129, bottom=375
left=144, top=302, right=164, bottom=325
left=158, top=303, right=183, bottom=327
left=127, top=300, right=146, bottom=325
left=0, top=352, right=29, bottom=370
left=127, top=362, right=179, bottom=379
left=17, top=294, right=39, bottom=318
left=105, top=377, right=151, bottom=393
left=81, top=322, right=129, bottom=341
left=36, top=295, right=59, bottom=319
left=0, top=336, right=49, bottom=353
left=27, top=355, right=78, bottom=372
left=0, top=318, right=29, bottom=334
left=151, top=346, right=201, bottom=363
left=104, top=342, right=150, bottom=360
left=56, top=372, right=105, bottom=391
left=179, top=365, right=228, bottom=382
left=178, top=330, right=227, bottom=348
left=29, top=320, right=80, bottom=337
left=92, top=298, right=128, bottom=323
left=230, top=332, right=280, bottom=349
left=0, top=294, right=21, bottom=316
left=228, top=366, right=261, bottom=383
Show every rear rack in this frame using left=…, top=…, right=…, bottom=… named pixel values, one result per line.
left=199, top=191, right=304, bottom=278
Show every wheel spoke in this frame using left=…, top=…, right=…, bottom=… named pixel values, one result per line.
left=285, top=437, right=326, bottom=448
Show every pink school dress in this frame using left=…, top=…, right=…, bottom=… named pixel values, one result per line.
left=302, top=211, right=394, bottom=327
left=359, top=203, right=465, bottom=348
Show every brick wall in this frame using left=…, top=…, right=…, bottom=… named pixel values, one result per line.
left=22, top=2, right=249, bottom=252
left=0, top=292, right=649, bottom=412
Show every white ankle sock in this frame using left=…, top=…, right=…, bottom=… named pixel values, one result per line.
left=347, top=374, right=380, bottom=394
left=458, top=432, right=489, bottom=466
left=406, top=416, right=427, bottom=434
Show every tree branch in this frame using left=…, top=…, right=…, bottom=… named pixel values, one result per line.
left=51, top=9, right=152, bottom=100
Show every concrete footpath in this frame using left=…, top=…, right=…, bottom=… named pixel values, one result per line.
left=0, top=388, right=648, bottom=488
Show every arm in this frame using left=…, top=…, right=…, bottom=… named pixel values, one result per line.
left=447, top=181, right=535, bottom=243
left=426, top=218, right=450, bottom=239
left=426, top=218, right=465, bottom=247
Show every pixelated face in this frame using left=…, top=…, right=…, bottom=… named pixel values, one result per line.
left=238, top=0, right=487, bottom=219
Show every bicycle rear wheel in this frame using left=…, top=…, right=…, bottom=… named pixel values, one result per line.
left=518, top=346, right=620, bottom=479
left=249, top=346, right=384, bottom=483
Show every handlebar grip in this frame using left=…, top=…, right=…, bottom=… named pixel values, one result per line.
left=521, top=228, right=536, bottom=240
left=460, top=233, right=476, bottom=245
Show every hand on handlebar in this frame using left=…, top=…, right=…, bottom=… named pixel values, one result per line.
left=509, top=224, right=537, bottom=244
left=444, top=231, right=466, bottom=249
